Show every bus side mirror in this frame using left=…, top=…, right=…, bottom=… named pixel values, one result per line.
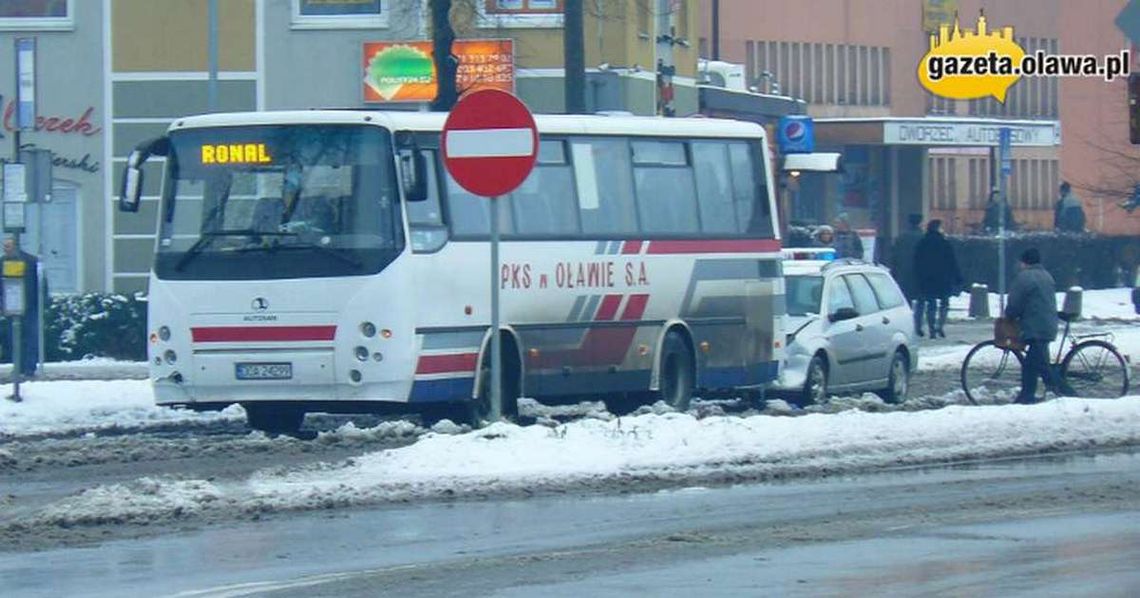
left=399, top=149, right=428, bottom=202
left=119, top=136, right=169, bottom=213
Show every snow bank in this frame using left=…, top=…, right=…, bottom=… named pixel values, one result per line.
left=22, top=397, right=1140, bottom=527
left=0, top=380, right=240, bottom=437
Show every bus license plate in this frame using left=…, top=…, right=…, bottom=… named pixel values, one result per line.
left=235, top=362, right=293, bottom=380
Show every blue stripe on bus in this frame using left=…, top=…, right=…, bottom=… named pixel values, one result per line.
left=699, top=361, right=779, bottom=389
left=409, top=377, right=475, bottom=403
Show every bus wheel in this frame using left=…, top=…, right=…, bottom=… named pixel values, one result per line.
left=469, top=342, right=521, bottom=426
left=656, top=331, right=695, bottom=412
left=244, top=403, right=305, bottom=436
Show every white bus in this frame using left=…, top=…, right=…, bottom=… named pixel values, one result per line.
left=120, top=110, right=786, bottom=434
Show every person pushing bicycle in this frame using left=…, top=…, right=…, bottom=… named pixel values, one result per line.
left=1004, top=248, right=1074, bottom=403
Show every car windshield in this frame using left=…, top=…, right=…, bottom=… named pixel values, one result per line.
left=154, top=124, right=402, bottom=280
left=786, top=275, right=824, bottom=316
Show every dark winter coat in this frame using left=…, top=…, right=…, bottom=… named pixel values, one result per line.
left=983, top=199, right=1016, bottom=232
left=1005, top=264, right=1059, bottom=342
left=833, top=230, right=863, bottom=259
left=890, top=228, right=922, bottom=301
left=1054, top=191, right=1086, bottom=232
left=913, top=230, right=963, bottom=297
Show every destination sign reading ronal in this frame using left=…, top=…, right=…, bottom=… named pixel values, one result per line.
left=444, top=128, right=535, bottom=158
left=201, top=143, right=273, bottom=165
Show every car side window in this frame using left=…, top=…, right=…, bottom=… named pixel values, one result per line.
left=866, top=272, right=906, bottom=309
left=827, top=276, right=855, bottom=314
left=845, top=274, right=880, bottom=315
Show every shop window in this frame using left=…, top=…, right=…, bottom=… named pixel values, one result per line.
left=0, top=0, right=72, bottom=31
left=292, top=0, right=387, bottom=29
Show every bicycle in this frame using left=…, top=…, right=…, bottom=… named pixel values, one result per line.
left=960, top=312, right=1131, bottom=405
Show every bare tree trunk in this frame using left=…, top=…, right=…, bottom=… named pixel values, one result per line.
left=430, top=0, right=459, bottom=112
left=564, top=0, right=586, bottom=114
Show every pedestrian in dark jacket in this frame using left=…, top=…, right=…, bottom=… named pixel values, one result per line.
left=1004, top=248, right=1071, bottom=402
left=1053, top=181, right=1086, bottom=233
left=982, top=188, right=1016, bottom=233
left=2, top=235, right=40, bottom=379
left=890, top=213, right=924, bottom=331
left=912, top=219, right=962, bottom=338
left=832, top=214, right=863, bottom=260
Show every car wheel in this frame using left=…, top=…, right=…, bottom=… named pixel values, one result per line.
left=878, top=350, right=909, bottom=404
left=800, top=354, right=828, bottom=405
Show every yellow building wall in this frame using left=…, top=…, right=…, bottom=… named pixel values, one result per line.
left=113, top=0, right=254, bottom=72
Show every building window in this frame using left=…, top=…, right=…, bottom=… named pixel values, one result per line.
left=750, top=40, right=889, bottom=106
left=479, top=0, right=562, bottom=27
left=292, top=0, right=388, bottom=29
left=486, top=0, right=561, bottom=13
left=0, top=0, right=72, bottom=31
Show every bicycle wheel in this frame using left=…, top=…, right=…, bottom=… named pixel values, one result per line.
left=961, top=341, right=1024, bottom=405
left=1060, top=340, right=1130, bottom=398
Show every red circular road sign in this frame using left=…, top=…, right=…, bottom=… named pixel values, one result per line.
left=442, top=89, right=538, bottom=198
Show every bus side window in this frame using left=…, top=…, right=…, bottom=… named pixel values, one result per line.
left=691, top=141, right=737, bottom=234
left=631, top=140, right=700, bottom=235
left=571, top=138, right=638, bottom=236
left=408, top=150, right=448, bottom=252
left=729, top=142, right=773, bottom=237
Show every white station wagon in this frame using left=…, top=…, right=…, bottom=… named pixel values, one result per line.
left=774, top=250, right=919, bottom=404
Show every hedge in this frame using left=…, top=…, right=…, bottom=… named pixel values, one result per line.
left=0, top=293, right=148, bottom=363
left=884, top=232, right=1140, bottom=291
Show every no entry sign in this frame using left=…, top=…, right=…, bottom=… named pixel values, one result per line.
left=442, top=89, right=538, bottom=198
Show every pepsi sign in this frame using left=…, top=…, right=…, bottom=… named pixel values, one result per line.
left=777, top=115, right=815, bottom=154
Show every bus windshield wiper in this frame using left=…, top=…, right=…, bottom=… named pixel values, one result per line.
left=174, top=229, right=296, bottom=271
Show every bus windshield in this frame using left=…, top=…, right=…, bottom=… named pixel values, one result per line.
left=155, top=125, right=402, bottom=280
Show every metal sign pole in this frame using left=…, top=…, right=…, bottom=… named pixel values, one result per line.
left=997, top=127, right=1011, bottom=314
left=37, top=261, right=44, bottom=376
left=489, top=196, right=502, bottom=422
left=11, top=317, right=21, bottom=401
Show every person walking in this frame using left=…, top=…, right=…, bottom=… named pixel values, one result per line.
left=912, top=219, right=962, bottom=338
left=1005, top=248, right=1072, bottom=403
left=982, top=187, right=1016, bottom=233
left=890, top=213, right=925, bottom=334
left=1053, top=181, right=1086, bottom=233
left=811, top=224, right=835, bottom=248
left=832, top=214, right=864, bottom=260
left=2, top=234, right=41, bottom=379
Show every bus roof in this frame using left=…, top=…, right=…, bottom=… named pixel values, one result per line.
left=169, top=110, right=768, bottom=140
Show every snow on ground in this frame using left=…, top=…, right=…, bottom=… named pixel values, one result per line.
left=0, top=380, right=241, bottom=437
left=19, top=397, right=1140, bottom=527
left=0, top=288, right=1136, bottom=525
left=949, top=287, right=1138, bottom=321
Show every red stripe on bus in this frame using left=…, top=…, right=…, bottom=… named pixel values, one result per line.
left=595, top=294, right=623, bottom=321
left=191, top=326, right=336, bottom=342
left=645, top=239, right=782, bottom=254
left=621, top=240, right=643, bottom=254
left=416, top=353, right=479, bottom=375
left=620, top=293, right=650, bottom=320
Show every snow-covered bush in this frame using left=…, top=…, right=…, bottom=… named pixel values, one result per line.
left=0, top=293, right=147, bottom=362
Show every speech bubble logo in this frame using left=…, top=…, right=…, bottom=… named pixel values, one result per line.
left=917, top=13, right=1025, bottom=103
